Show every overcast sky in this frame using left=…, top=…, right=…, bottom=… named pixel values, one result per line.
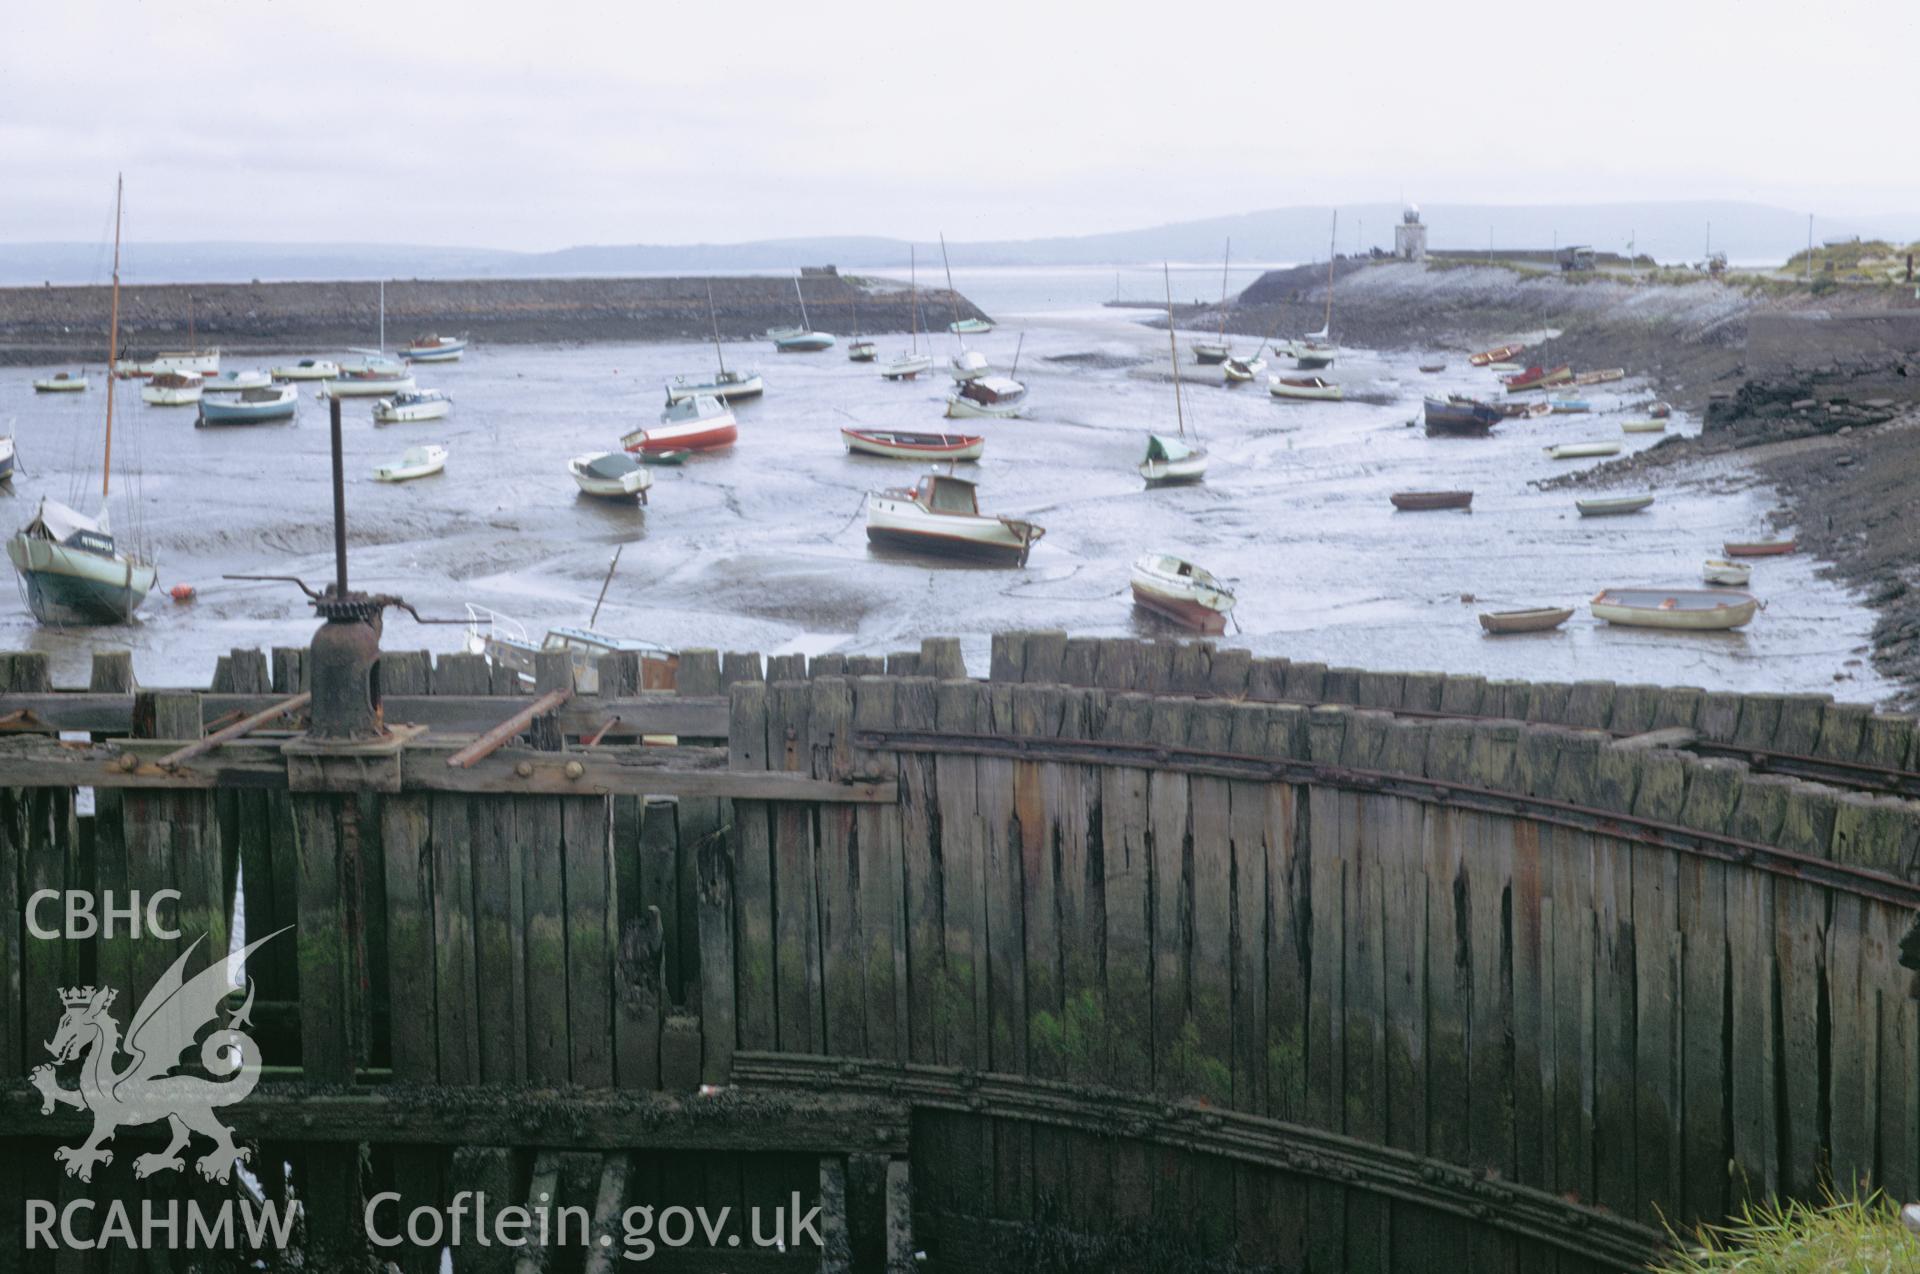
left=5, top=0, right=1913, bottom=250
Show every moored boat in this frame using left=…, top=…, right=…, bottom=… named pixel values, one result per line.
left=1548, top=397, right=1592, bottom=414
left=1417, top=360, right=1446, bottom=373
left=115, top=348, right=220, bottom=377
left=1292, top=338, right=1337, bottom=370
left=1192, top=341, right=1231, bottom=365
left=1139, top=433, right=1207, bottom=486
left=467, top=604, right=678, bottom=693
left=1486, top=361, right=1524, bottom=374
left=949, top=317, right=993, bottom=336
left=1722, top=539, right=1796, bottom=558
left=1270, top=375, right=1342, bottom=401
left=884, top=245, right=932, bottom=379
left=1391, top=490, right=1473, bottom=511
left=1703, top=559, right=1753, bottom=586
left=324, top=362, right=415, bottom=398
left=1130, top=553, right=1235, bottom=633
left=1479, top=607, right=1573, bottom=634
left=841, top=429, right=985, bottom=461
left=1502, top=364, right=1573, bottom=393
left=1648, top=401, right=1673, bottom=419
left=771, top=275, right=834, bottom=351
left=882, top=351, right=934, bottom=381
left=141, top=371, right=203, bottom=406
left=945, top=375, right=1027, bottom=418
left=622, top=394, right=738, bottom=453
left=1469, top=342, right=1526, bottom=367
left=1222, top=354, right=1267, bottom=383
left=638, top=450, right=689, bottom=466
left=1576, top=494, right=1654, bottom=516
left=1591, top=587, right=1758, bottom=631
left=1545, top=442, right=1622, bottom=460
left=667, top=370, right=764, bottom=403
left=950, top=348, right=990, bottom=382
left=1621, top=419, right=1667, bottom=433
left=847, top=339, right=878, bottom=363
left=272, top=358, right=340, bottom=381
left=197, top=384, right=299, bottom=425
left=1424, top=395, right=1501, bottom=436
left=201, top=368, right=272, bottom=394
left=866, top=473, right=1043, bottom=564
left=33, top=372, right=89, bottom=393
left=568, top=451, right=654, bottom=500
left=373, top=389, right=452, bottom=423
left=1573, top=367, right=1626, bottom=386
left=1497, top=400, right=1553, bottom=419
left=403, top=333, right=467, bottom=362
left=374, top=444, right=448, bottom=483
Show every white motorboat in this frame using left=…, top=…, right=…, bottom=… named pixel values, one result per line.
left=141, top=371, right=203, bottom=406
left=198, top=384, right=299, bottom=425
left=466, top=603, right=678, bottom=694
left=115, top=348, right=220, bottom=377
left=1130, top=553, right=1235, bottom=633
left=1139, top=433, right=1207, bottom=486
left=569, top=451, right=654, bottom=500
left=945, top=375, right=1027, bottom=419
left=32, top=372, right=89, bottom=393
left=1703, top=559, right=1753, bottom=587
left=1268, top=375, right=1342, bottom=401
left=373, top=389, right=452, bottom=423
left=374, top=444, right=448, bottom=483
left=865, top=472, right=1043, bottom=564
left=1591, top=587, right=1759, bottom=631
left=201, top=368, right=272, bottom=394
left=273, top=358, right=341, bottom=381
left=950, top=349, right=990, bottom=382
left=882, top=352, right=934, bottom=381
left=622, top=394, right=738, bottom=453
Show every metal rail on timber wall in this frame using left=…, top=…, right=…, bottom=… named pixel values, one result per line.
left=5, top=619, right=1920, bottom=1270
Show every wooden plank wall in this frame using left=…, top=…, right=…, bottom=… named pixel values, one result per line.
left=733, top=657, right=1920, bottom=1272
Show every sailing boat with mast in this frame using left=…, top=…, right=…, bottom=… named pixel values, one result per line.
left=941, top=233, right=990, bottom=383
left=847, top=291, right=877, bottom=362
left=115, top=289, right=220, bottom=378
left=1288, top=212, right=1339, bottom=371
left=1192, top=240, right=1235, bottom=364
left=769, top=275, right=835, bottom=352
left=10, top=176, right=159, bottom=626
left=1140, top=264, right=1209, bottom=486
left=881, top=247, right=934, bottom=381
left=667, top=283, right=765, bottom=403
left=325, top=280, right=414, bottom=397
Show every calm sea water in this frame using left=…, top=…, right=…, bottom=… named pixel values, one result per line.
left=0, top=266, right=1890, bottom=702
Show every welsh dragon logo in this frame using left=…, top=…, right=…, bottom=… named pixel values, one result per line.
left=30, top=928, right=288, bottom=1184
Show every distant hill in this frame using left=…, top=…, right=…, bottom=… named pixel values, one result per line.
left=4, top=202, right=1914, bottom=285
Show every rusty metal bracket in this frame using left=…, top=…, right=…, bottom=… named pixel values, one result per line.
left=283, top=725, right=425, bottom=793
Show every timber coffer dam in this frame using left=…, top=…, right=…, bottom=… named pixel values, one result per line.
left=3, top=627, right=1920, bottom=1271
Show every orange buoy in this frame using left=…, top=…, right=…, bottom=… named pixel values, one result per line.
left=169, top=583, right=196, bottom=603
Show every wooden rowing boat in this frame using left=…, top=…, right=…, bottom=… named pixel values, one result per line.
left=1545, top=442, right=1622, bottom=460
left=1722, top=539, right=1796, bottom=558
left=1269, top=375, right=1342, bottom=401
left=1469, top=342, right=1525, bottom=367
left=1572, top=367, right=1626, bottom=386
left=1621, top=419, right=1667, bottom=433
left=1390, top=490, right=1473, bottom=511
left=1591, top=587, right=1758, bottom=631
left=1478, top=606, right=1573, bottom=634
left=1130, top=553, right=1235, bottom=633
left=1502, top=364, right=1573, bottom=393
left=1575, top=494, right=1654, bottom=517
left=841, top=429, right=985, bottom=461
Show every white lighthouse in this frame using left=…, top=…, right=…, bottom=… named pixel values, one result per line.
left=1394, top=204, right=1428, bottom=262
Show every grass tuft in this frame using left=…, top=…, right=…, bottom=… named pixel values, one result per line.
left=1651, top=1188, right=1920, bottom=1272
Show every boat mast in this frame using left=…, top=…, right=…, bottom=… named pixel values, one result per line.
left=706, top=282, right=726, bottom=375
left=794, top=275, right=811, bottom=332
left=1217, top=238, right=1230, bottom=344
left=1322, top=212, right=1337, bottom=335
left=909, top=246, right=919, bottom=353
left=589, top=544, right=624, bottom=628
left=101, top=174, right=123, bottom=500
left=1164, top=263, right=1188, bottom=441
left=939, top=232, right=963, bottom=350
left=187, top=289, right=195, bottom=352
left=379, top=279, right=386, bottom=352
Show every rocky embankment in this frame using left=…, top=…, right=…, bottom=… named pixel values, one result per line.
left=0, top=274, right=988, bottom=365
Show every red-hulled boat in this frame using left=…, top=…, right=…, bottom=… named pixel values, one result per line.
left=621, top=394, right=737, bottom=453
left=1501, top=364, right=1573, bottom=393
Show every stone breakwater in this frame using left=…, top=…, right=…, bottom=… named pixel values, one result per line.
left=0, top=273, right=990, bottom=365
